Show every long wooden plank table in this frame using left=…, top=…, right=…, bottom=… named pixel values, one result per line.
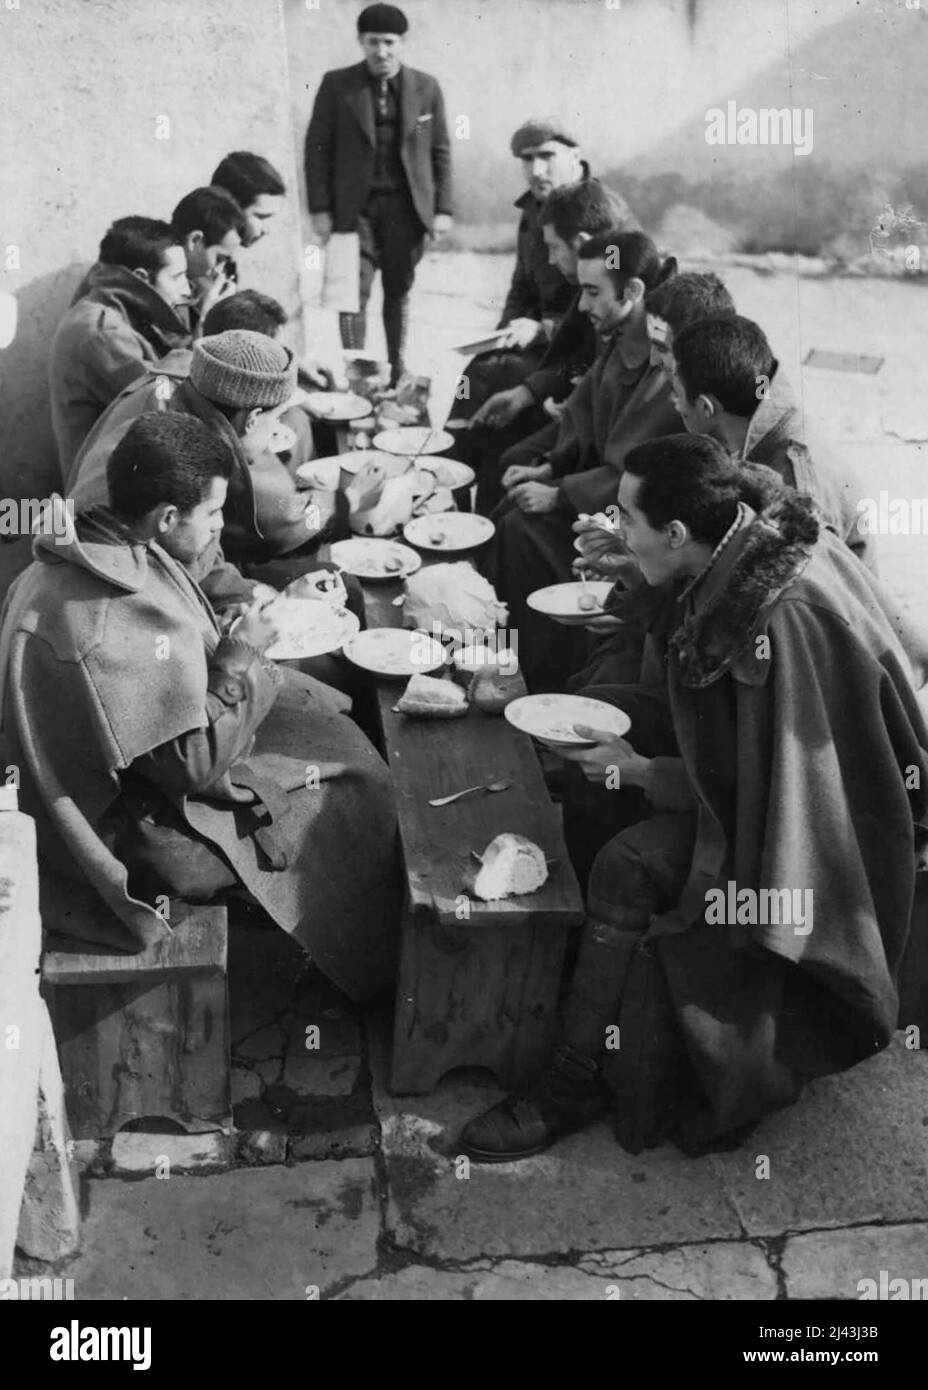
left=358, top=562, right=586, bottom=1094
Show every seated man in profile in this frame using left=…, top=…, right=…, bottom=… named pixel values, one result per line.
left=669, top=313, right=873, bottom=567
left=460, top=433, right=928, bottom=1162
left=49, top=216, right=192, bottom=478
left=170, top=186, right=248, bottom=329
left=0, top=413, right=399, bottom=1001
left=210, top=151, right=287, bottom=247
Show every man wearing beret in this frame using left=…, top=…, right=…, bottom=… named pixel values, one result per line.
left=448, top=120, right=637, bottom=428
left=305, top=3, right=453, bottom=387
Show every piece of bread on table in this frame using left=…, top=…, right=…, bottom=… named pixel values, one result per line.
left=462, top=833, right=548, bottom=901
left=396, top=673, right=468, bottom=718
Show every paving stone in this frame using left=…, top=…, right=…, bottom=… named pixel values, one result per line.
left=281, top=1051, right=360, bottom=1098
left=291, top=1121, right=377, bottom=1161
left=228, top=922, right=305, bottom=1043
left=234, top=1024, right=284, bottom=1061
left=577, top=1242, right=776, bottom=1299
left=782, top=1223, right=928, bottom=1300
left=255, top=1059, right=282, bottom=1086
left=63, top=1162, right=379, bottom=1299
left=710, top=1040, right=928, bottom=1237
left=110, top=1132, right=232, bottom=1176
left=235, top=1131, right=288, bottom=1166
left=338, top=1244, right=775, bottom=1300
left=67, top=1140, right=100, bottom=1170
left=366, top=1010, right=740, bottom=1260
left=231, top=1065, right=263, bottom=1105
left=337, top=1263, right=602, bottom=1300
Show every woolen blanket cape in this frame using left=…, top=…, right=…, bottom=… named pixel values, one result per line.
left=0, top=511, right=399, bottom=1000
left=591, top=493, right=928, bottom=1147
left=548, top=339, right=679, bottom=516
left=49, top=263, right=191, bottom=481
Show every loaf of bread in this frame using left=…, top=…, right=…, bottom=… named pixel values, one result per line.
left=463, top=833, right=548, bottom=901
left=396, top=673, right=468, bottom=718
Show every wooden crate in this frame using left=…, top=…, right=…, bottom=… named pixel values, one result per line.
left=42, top=902, right=231, bottom=1140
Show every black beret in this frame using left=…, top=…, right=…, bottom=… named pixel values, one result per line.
left=357, top=4, right=408, bottom=35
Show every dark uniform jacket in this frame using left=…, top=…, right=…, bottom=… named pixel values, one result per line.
left=305, top=61, right=453, bottom=234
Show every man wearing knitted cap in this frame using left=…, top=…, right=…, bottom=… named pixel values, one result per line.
left=305, top=3, right=453, bottom=386
left=68, top=330, right=349, bottom=593
left=447, top=120, right=637, bottom=431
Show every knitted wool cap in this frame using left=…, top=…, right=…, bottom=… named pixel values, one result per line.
left=357, top=4, right=408, bottom=35
left=510, top=119, right=578, bottom=157
left=191, top=330, right=296, bottom=409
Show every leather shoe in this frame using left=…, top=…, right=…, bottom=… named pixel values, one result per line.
left=459, top=1044, right=609, bottom=1163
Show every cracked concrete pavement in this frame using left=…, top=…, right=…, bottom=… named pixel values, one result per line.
left=26, top=922, right=928, bottom=1301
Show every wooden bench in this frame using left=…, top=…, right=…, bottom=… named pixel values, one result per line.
left=42, top=899, right=231, bottom=1140
left=361, top=571, right=585, bottom=1094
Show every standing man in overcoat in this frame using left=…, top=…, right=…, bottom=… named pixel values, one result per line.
left=305, top=3, right=453, bottom=386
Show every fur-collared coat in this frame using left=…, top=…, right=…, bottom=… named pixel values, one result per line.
left=589, top=493, right=928, bottom=1148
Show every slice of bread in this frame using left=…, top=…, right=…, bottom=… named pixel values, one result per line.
left=396, top=673, right=468, bottom=718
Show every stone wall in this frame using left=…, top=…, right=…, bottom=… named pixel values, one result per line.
left=0, top=0, right=303, bottom=510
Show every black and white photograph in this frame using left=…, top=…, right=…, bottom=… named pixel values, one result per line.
left=1, top=0, right=927, bottom=1337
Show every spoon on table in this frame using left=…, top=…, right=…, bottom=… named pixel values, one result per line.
left=428, top=777, right=512, bottom=807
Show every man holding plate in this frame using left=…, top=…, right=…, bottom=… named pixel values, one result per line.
left=460, top=434, right=928, bottom=1162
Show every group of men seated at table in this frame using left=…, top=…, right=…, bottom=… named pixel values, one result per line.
left=2, top=127, right=927, bottom=1168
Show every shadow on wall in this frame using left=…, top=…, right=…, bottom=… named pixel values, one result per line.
left=0, top=264, right=89, bottom=506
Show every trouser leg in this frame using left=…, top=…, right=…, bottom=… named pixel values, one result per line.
left=372, top=190, right=426, bottom=385
left=382, top=293, right=410, bottom=385
left=563, top=813, right=696, bottom=1061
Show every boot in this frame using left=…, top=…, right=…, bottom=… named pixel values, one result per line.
left=383, top=294, right=410, bottom=386
left=339, top=311, right=367, bottom=352
left=458, top=1043, right=610, bottom=1163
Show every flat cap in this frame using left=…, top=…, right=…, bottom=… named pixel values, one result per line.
left=510, top=119, right=579, bottom=157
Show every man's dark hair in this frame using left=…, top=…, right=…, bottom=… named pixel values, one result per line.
left=673, top=314, right=775, bottom=419
left=622, top=433, right=741, bottom=547
left=645, top=272, right=735, bottom=336
left=577, top=229, right=677, bottom=296
left=210, top=152, right=286, bottom=207
left=539, top=179, right=624, bottom=242
left=171, top=187, right=247, bottom=247
left=98, top=217, right=180, bottom=278
left=107, top=413, right=234, bottom=523
left=202, top=289, right=287, bottom=339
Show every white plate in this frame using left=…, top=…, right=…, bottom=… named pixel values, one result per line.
left=426, top=457, right=476, bottom=490
left=527, top=580, right=614, bottom=624
left=403, top=513, right=495, bottom=552
left=343, top=628, right=448, bottom=679
left=372, top=426, right=454, bottom=457
left=504, top=694, right=631, bottom=748
left=336, top=449, right=410, bottom=478
left=302, top=391, right=373, bottom=422
left=295, top=455, right=342, bottom=489
left=329, top=538, right=422, bottom=581
left=451, top=329, right=511, bottom=355
left=235, top=599, right=360, bottom=662
left=412, top=485, right=455, bottom=516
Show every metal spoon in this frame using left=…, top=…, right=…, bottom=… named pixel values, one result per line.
left=577, top=566, right=598, bottom=611
left=428, top=777, right=512, bottom=808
